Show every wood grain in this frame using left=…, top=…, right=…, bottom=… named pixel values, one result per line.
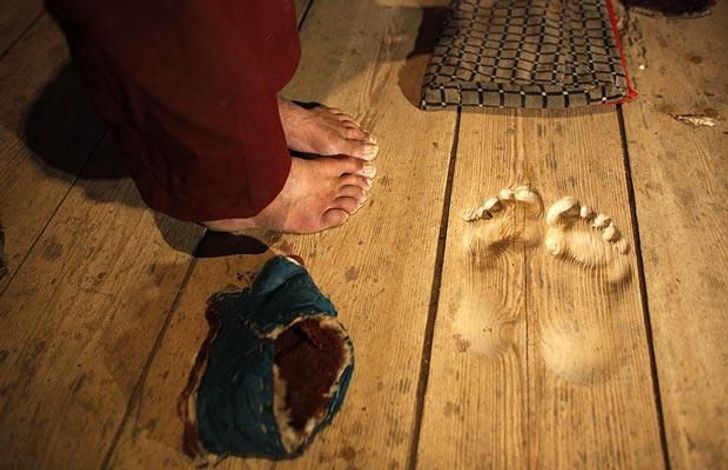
left=417, top=106, right=665, bottom=468
left=0, top=133, right=203, bottom=468
left=0, top=15, right=106, bottom=292
left=0, top=0, right=43, bottom=57
left=3, top=0, right=724, bottom=468
left=621, top=5, right=728, bottom=468
left=106, top=1, right=456, bottom=469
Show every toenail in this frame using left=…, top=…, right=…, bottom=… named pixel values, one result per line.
left=367, top=135, right=378, bottom=144
left=361, top=163, right=376, bottom=178
left=362, top=143, right=379, bottom=160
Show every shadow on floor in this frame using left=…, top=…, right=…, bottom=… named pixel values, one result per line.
left=22, top=62, right=137, bottom=193
left=397, top=6, right=448, bottom=108
left=21, top=63, right=212, bottom=254
left=196, top=231, right=277, bottom=258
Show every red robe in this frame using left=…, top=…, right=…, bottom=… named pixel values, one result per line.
left=47, top=0, right=300, bottom=221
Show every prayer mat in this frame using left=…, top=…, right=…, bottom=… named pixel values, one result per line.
left=421, top=0, right=636, bottom=109
left=180, top=256, right=354, bottom=465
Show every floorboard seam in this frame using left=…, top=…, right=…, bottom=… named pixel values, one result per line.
left=407, top=107, right=462, bottom=470
left=0, top=11, right=45, bottom=62
left=616, top=104, right=672, bottom=470
left=0, top=130, right=107, bottom=299
left=298, top=0, right=315, bottom=28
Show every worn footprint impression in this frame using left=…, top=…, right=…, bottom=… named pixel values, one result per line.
left=544, top=197, right=631, bottom=286
left=540, top=197, right=633, bottom=383
left=453, top=185, right=543, bottom=358
left=461, top=185, right=544, bottom=259
left=455, top=188, right=635, bottom=382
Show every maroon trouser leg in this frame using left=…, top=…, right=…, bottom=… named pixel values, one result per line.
left=47, top=0, right=300, bottom=221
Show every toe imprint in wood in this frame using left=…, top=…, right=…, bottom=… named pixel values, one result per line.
left=462, top=185, right=543, bottom=223
left=544, top=197, right=631, bottom=285
left=462, top=185, right=544, bottom=261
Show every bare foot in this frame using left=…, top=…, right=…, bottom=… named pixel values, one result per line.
left=278, top=97, right=379, bottom=160
left=201, top=156, right=375, bottom=234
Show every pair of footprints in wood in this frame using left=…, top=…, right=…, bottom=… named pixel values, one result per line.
left=458, top=186, right=631, bottom=383
left=456, top=186, right=633, bottom=377
left=462, top=185, right=631, bottom=285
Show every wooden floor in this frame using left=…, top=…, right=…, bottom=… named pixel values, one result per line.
left=1, top=1, right=726, bottom=469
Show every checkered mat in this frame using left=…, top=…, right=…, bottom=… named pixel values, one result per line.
left=421, top=0, right=635, bottom=109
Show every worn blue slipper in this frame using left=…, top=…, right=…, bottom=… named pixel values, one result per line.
left=179, top=256, right=354, bottom=465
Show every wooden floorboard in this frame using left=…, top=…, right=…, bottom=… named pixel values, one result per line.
left=0, top=14, right=106, bottom=292
left=0, top=0, right=43, bottom=58
left=0, top=133, right=203, bottom=468
left=416, top=106, right=665, bottom=468
left=0, top=9, right=206, bottom=469
left=106, top=1, right=456, bottom=469
left=621, top=5, right=728, bottom=468
left=2, top=0, right=726, bottom=468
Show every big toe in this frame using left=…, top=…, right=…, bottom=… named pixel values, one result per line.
left=342, top=125, right=370, bottom=142
left=341, top=140, right=379, bottom=161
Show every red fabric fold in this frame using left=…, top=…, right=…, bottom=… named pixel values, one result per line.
left=47, top=0, right=300, bottom=221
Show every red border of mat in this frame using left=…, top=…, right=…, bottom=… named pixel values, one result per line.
left=605, top=0, right=638, bottom=103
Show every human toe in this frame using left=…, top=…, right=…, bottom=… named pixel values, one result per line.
left=341, top=140, right=379, bottom=160
left=340, top=174, right=373, bottom=191
left=332, top=196, right=361, bottom=214
left=342, top=126, right=370, bottom=141
left=331, top=157, right=377, bottom=178
left=339, top=185, right=367, bottom=204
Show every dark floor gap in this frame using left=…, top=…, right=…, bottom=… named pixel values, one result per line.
left=407, top=107, right=462, bottom=470
left=0, top=11, right=44, bottom=63
left=298, top=0, right=315, bottom=29
left=616, top=104, right=672, bottom=470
